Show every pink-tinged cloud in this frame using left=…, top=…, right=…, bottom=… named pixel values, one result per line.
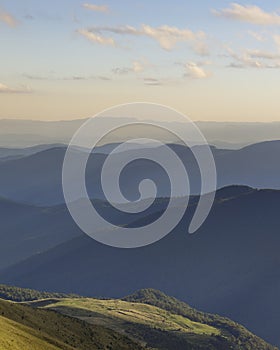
left=83, top=3, right=109, bottom=13
left=213, top=3, right=280, bottom=25
left=0, top=8, right=19, bottom=27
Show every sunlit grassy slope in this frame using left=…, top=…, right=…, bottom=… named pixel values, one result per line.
left=0, top=316, right=65, bottom=350
left=0, top=298, right=144, bottom=350
left=41, top=290, right=278, bottom=350
left=46, top=298, right=219, bottom=336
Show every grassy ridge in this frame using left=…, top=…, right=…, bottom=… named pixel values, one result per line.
left=45, top=298, right=220, bottom=336
left=123, top=289, right=278, bottom=350
left=0, top=298, right=144, bottom=350
left=44, top=297, right=276, bottom=350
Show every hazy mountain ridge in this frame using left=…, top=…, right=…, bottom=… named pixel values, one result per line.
left=0, top=185, right=254, bottom=271
left=0, top=140, right=279, bottom=205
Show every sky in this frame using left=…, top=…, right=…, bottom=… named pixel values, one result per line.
left=0, top=0, right=280, bottom=121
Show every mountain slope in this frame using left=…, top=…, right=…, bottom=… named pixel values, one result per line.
left=0, top=197, right=81, bottom=269
left=123, top=289, right=276, bottom=349
left=0, top=317, right=65, bottom=350
left=44, top=298, right=225, bottom=350
left=0, top=298, right=143, bottom=350
left=0, top=193, right=167, bottom=270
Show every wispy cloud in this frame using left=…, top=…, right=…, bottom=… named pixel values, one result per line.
left=273, top=34, right=280, bottom=48
left=82, top=3, right=109, bottom=13
left=23, top=74, right=47, bottom=81
left=226, top=47, right=280, bottom=68
left=112, top=67, right=130, bottom=75
left=0, top=8, right=19, bottom=27
left=193, top=40, right=209, bottom=56
left=23, top=73, right=111, bottom=81
left=112, top=60, right=149, bottom=75
left=132, top=60, right=146, bottom=72
left=0, top=83, right=32, bottom=94
left=184, top=62, right=211, bottom=79
left=143, top=78, right=162, bottom=86
left=248, top=30, right=266, bottom=42
left=247, top=49, right=280, bottom=60
left=77, top=29, right=115, bottom=46
left=213, top=3, right=280, bottom=26
left=24, top=14, right=34, bottom=20
left=83, top=24, right=207, bottom=53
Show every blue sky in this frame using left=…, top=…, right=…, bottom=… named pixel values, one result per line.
left=1, top=1, right=280, bottom=121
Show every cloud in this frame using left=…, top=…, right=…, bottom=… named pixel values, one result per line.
left=77, top=29, right=115, bottom=46
left=85, top=24, right=207, bottom=52
left=139, top=24, right=205, bottom=50
left=248, top=30, right=266, bottom=42
left=23, top=74, right=47, bottom=80
left=226, top=47, right=280, bottom=68
left=184, top=62, right=211, bottom=79
left=247, top=49, right=280, bottom=60
left=23, top=73, right=111, bottom=81
left=112, top=67, right=131, bottom=75
left=213, top=3, right=280, bottom=25
left=96, top=75, right=111, bottom=81
left=0, top=83, right=32, bottom=94
left=82, top=3, right=109, bottom=13
left=193, top=40, right=210, bottom=56
left=62, top=75, right=111, bottom=81
left=143, top=78, right=162, bottom=86
left=112, top=60, right=149, bottom=75
left=273, top=34, right=280, bottom=48
left=0, top=8, right=18, bottom=27
left=24, top=14, right=34, bottom=20
left=132, top=60, right=145, bottom=72
left=227, top=49, right=266, bottom=68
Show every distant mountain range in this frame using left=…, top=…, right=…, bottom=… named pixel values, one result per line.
left=0, top=284, right=277, bottom=349
left=0, top=140, right=279, bottom=205
left=0, top=185, right=280, bottom=346
left=0, top=143, right=65, bottom=162
left=1, top=118, right=280, bottom=148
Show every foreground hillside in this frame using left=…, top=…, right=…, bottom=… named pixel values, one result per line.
left=0, top=297, right=143, bottom=350
left=122, top=289, right=278, bottom=349
left=0, top=285, right=277, bottom=350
